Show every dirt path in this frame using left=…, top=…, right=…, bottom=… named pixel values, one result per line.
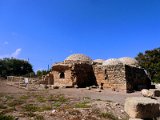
left=48, top=88, right=141, bottom=104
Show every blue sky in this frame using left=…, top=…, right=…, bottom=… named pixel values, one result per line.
left=0, top=0, right=160, bottom=71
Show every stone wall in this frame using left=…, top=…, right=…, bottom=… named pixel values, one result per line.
left=52, top=64, right=73, bottom=87
left=52, top=63, right=97, bottom=87
left=73, top=63, right=97, bottom=87
left=51, top=61, right=151, bottom=92
left=94, top=65, right=126, bottom=90
left=125, top=65, right=151, bottom=92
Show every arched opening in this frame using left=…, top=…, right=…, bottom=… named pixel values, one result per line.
left=60, top=72, right=65, bottom=79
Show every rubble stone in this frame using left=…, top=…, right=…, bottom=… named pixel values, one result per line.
left=141, top=89, right=153, bottom=97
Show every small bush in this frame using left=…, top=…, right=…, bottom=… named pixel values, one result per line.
left=52, top=95, right=68, bottom=108
left=36, top=96, right=46, bottom=102
left=23, top=104, right=41, bottom=112
left=0, top=114, right=15, bottom=120
left=99, top=112, right=118, bottom=120
left=58, top=96, right=68, bottom=103
left=53, top=102, right=62, bottom=108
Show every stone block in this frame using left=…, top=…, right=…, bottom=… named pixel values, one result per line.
left=124, top=97, right=160, bottom=119
left=141, top=89, right=153, bottom=97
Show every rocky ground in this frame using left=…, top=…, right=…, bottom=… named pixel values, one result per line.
left=0, top=80, right=159, bottom=120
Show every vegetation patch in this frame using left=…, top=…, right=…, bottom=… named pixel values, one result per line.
left=99, top=112, right=118, bottom=120
left=52, top=95, right=68, bottom=108
left=34, top=115, right=45, bottom=120
left=36, top=96, right=46, bottom=102
left=0, top=114, right=15, bottom=120
left=74, top=101, right=91, bottom=108
left=23, top=104, right=41, bottom=112
left=20, top=95, right=29, bottom=100
left=41, top=105, right=52, bottom=111
left=8, top=100, right=24, bottom=107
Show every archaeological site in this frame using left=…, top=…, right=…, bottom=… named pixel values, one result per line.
left=44, top=54, right=151, bottom=93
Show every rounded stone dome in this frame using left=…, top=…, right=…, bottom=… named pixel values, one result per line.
left=118, top=57, right=139, bottom=67
left=102, top=58, right=123, bottom=66
left=65, top=54, right=92, bottom=62
left=94, top=59, right=105, bottom=63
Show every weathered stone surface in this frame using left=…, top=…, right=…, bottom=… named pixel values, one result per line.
left=151, top=89, right=160, bottom=97
left=94, top=64, right=151, bottom=92
left=124, top=97, right=160, bottom=119
left=129, top=118, right=143, bottom=120
left=141, top=89, right=153, bottom=98
left=48, top=53, right=151, bottom=92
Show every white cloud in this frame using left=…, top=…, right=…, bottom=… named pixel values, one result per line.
left=11, top=48, right=21, bottom=58
left=0, top=48, right=22, bottom=58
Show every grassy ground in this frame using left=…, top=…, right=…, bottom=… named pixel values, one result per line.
left=0, top=81, right=129, bottom=120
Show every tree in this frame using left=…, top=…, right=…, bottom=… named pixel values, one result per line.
left=0, top=58, right=34, bottom=78
left=135, top=48, right=160, bottom=83
left=36, top=70, right=49, bottom=77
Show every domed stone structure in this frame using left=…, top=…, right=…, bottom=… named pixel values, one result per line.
left=103, top=58, right=123, bottom=66
left=65, top=54, right=92, bottom=63
left=48, top=54, right=151, bottom=92
left=118, top=57, right=139, bottom=67
left=94, top=59, right=105, bottom=64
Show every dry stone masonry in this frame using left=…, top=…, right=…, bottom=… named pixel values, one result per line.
left=44, top=53, right=151, bottom=92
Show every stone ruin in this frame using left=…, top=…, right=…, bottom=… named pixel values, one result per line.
left=44, top=54, right=151, bottom=92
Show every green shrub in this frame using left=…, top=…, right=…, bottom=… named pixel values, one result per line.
left=99, top=112, right=118, bottom=120
left=53, top=102, right=62, bottom=108
left=57, top=96, right=67, bottom=103
left=23, top=104, right=41, bottom=112
left=0, top=114, right=15, bottom=120
left=74, top=101, right=91, bottom=108
left=36, top=96, right=46, bottom=102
